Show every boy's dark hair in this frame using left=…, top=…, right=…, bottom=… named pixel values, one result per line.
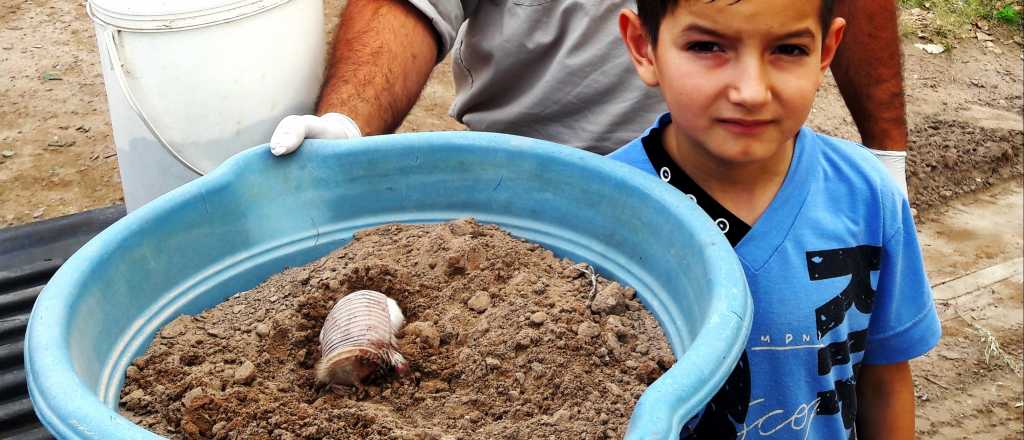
left=636, top=0, right=836, bottom=45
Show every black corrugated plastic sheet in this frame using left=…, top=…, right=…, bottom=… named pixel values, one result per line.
left=0, top=205, right=125, bottom=439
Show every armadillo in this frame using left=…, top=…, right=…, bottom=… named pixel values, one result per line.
left=315, top=290, right=410, bottom=390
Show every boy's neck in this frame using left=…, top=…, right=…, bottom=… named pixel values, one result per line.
left=662, top=123, right=795, bottom=226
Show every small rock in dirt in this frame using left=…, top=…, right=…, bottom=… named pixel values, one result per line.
left=1, top=150, right=14, bottom=158
left=514, top=329, right=538, bottom=349
left=485, top=357, right=501, bottom=369
left=603, top=332, right=622, bottom=352
left=620, top=286, right=637, bottom=300
left=577, top=321, right=601, bottom=339
left=446, top=254, right=468, bottom=274
left=551, top=408, right=572, bottom=425
left=977, top=31, right=996, bottom=42
left=532, top=281, right=546, bottom=294
left=31, top=209, right=44, bottom=219
left=125, top=365, right=141, bottom=379
left=404, top=321, right=442, bottom=348
left=182, top=387, right=206, bottom=407
left=591, top=284, right=626, bottom=315
left=467, top=291, right=492, bottom=312
left=160, top=317, right=189, bottom=338
left=254, top=322, right=272, bottom=337
left=529, top=362, right=545, bottom=376
left=211, top=421, right=227, bottom=435
left=656, top=354, right=674, bottom=369
left=914, top=43, right=945, bottom=54
left=448, top=217, right=483, bottom=236
left=233, top=360, right=257, bottom=385
left=205, top=326, right=229, bottom=338
left=120, top=388, right=147, bottom=409
left=626, top=300, right=643, bottom=312
left=563, top=263, right=589, bottom=279
left=605, top=316, right=631, bottom=338
left=273, top=429, right=296, bottom=440
left=605, top=382, right=622, bottom=397
left=529, top=311, right=549, bottom=326
left=515, top=372, right=526, bottom=384
left=635, top=360, right=661, bottom=384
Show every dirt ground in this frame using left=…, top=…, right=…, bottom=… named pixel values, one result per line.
left=914, top=181, right=1024, bottom=439
left=1, top=0, right=1022, bottom=438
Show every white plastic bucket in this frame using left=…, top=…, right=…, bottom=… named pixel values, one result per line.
left=88, top=0, right=326, bottom=211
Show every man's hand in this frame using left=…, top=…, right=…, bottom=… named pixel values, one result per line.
left=269, top=113, right=361, bottom=156
left=868, top=148, right=908, bottom=196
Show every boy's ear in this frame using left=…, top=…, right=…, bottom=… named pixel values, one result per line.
left=819, top=17, right=847, bottom=74
left=619, top=10, right=660, bottom=87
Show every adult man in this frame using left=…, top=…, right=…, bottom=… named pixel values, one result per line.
left=270, top=0, right=909, bottom=193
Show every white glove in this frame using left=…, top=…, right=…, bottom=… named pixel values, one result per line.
left=867, top=148, right=908, bottom=197
left=269, top=113, right=362, bottom=156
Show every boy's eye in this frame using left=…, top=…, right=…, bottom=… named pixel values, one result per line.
left=774, top=44, right=810, bottom=57
left=687, top=41, right=725, bottom=54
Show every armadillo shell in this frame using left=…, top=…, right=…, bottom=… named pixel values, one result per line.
left=318, top=290, right=396, bottom=385
left=315, top=346, right=386, bottom=387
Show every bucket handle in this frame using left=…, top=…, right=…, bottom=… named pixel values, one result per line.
left=99, top=27, right=205, bottom=176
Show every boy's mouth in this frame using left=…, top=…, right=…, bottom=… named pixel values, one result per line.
left=716, top=118, right=774, bottom=135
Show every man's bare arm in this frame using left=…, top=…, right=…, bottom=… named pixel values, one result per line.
left=831, top=0, right=908, bottom=151
left=316, top=0, right=439, bottom=135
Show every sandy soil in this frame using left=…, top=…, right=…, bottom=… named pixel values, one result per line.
left=120, top=219, right=673, bottom=440
left=1, top=0, right=1022, bottom=437
left=914, top=181, right=1024, bottom=439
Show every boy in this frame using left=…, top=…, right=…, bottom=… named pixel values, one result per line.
left=610, top=1, right=940, bottom=438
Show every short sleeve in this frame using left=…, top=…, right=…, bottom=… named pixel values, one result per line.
left=404, top=0, right=477, bottom=61
left=862, top=198, right=941, bottom=364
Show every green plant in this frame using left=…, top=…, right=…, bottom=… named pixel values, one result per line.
left=900, top=0, right=1024, bottom=43
left=994, top=4, right=1021, bottom=26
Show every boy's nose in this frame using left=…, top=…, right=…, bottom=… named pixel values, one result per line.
left=727, top=60, right=772, bottom=109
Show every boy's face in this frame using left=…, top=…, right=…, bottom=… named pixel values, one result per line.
left=621, top=1, right=845, bottom=165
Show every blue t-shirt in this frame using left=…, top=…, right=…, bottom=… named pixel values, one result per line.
left=609, top=116, right=941, bottom=439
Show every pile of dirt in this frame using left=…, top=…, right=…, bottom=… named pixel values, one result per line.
left=907, top=117, right=1023, bottom=212
left=119, top=219, right=675, bottom=440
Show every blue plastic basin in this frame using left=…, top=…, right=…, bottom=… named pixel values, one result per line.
left=26, top=132, right=751, bottom=439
